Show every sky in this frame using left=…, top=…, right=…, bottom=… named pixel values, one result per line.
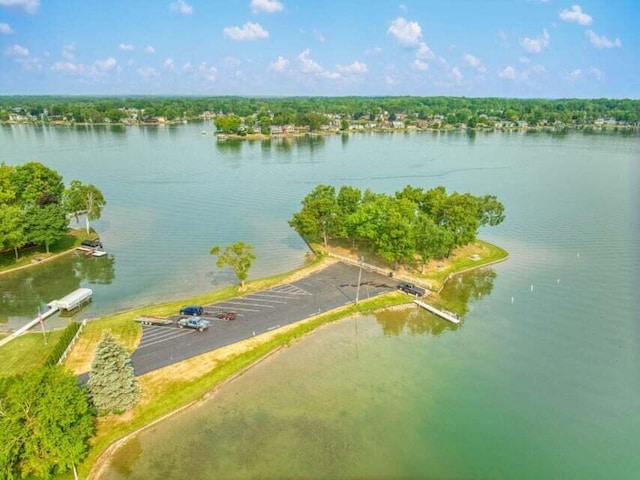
left=0, top=0, right=638, bottom=98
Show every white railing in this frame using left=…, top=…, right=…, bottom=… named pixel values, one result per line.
left=57, top=319, right=87, bottom=365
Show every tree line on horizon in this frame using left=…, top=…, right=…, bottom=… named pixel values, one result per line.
left=288, top=184, right=505, bottom=272
left=1, top=96, right=639, bottom=126
left=0, top=162, right=106, bottom=259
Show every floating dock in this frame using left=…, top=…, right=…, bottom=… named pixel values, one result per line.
left=77, top=246, right=107, bottom=257
left=414, top=300, right=460, bottom=324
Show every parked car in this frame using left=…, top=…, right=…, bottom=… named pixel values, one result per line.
left=396, top=282, right=426, bottom=297
left=177, top=316, right=210, bottom=331
left=180, top=305, right=204, bottom=316
left=215, top=311, right=237, bottom=321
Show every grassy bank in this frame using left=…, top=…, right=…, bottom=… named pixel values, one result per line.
left=0, top=329, right=69, bottom=377
left=0, top=228, right=97, bottom=275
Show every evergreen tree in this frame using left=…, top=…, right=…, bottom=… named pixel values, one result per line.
left=87, top=331, right=140, bottom=414
left=0, top=366, right=94, bottom=479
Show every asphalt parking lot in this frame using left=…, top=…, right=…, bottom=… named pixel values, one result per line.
left=131, top=262, right=396, bottom=375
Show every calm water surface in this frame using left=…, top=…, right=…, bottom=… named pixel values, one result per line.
left=1, top=125, right=638, bottom=478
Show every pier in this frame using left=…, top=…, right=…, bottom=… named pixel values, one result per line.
left=414, top=299, right=460, bottom=324
left=0, top=288, right=93, bottom=347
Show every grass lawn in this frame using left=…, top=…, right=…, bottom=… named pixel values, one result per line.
left=0, top=328, right=69, bottom=378
left=0, top=228, right=98, bottom=274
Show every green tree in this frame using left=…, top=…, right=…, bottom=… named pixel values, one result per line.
left=25, top=203, right=68, bottom=254
left=87, top=331, right=140, bottom=415
left=10, top=162, right=65, bottom=208
left=210, top=241, right=256, bottom=289
left=0, top=366, right=94, bottom=479
left=0, top=204, right=25, bottom=260
left=413, top=214, right=455, bottom=271
left=288, top=184, right=339, bottom=247
left=214, top=115, right=241, bottom=134
left=64, top=180, right=107, bottom=235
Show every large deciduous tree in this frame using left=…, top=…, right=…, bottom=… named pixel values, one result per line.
left=0, top=205, right=25, bottom=260
left=25, top=203, right=68, bottom=254
left=0, top=366, right=94, bottom=479
left=87, top=331, right=140, bottom=415
left=64, top=180, right=107, bottom=235
left=288, top=184, right=339, bottom=248
left=210, top=241, right=256, bottom=289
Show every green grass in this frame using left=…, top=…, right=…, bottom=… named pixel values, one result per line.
left=0, top=228, right=97, bottom=273
left=0, top=329, right=69, bottom=378
left=416, top=239, right=509, bottom=291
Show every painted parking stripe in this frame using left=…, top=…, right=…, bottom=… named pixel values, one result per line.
left=212, top=305, right=260, bottom=312
left=249, top=292, right=302, bottom=300
left=243, top=296, right=287, bottom=304
left=138, top=331, right=193, bottom=349
left=221, top=300, right=275, bottom=308
left=139, top=328, right=180, bottom=343
left=271, top=284, right=312, bottom=295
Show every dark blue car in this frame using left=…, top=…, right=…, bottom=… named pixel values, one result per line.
left=179, top=305, right=203, bottom=316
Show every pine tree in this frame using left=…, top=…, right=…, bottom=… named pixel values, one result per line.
left=87, top=331, right=140, bottom=414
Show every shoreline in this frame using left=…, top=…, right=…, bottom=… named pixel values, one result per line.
left=80, top=242, right=508, bottom=478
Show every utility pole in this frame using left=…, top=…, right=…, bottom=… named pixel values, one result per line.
left=355, top=257, right=364, bottom=304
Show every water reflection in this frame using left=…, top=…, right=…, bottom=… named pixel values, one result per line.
left=0, top=253, right=116, bottom=324
left=374, top=267, right=496, bottom=337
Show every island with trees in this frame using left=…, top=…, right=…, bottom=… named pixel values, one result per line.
left=289, top=184, right=506, bottom=290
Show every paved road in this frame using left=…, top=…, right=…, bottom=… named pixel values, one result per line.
left=131, top=262, right=396, bottom=375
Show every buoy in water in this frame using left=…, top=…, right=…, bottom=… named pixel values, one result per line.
left=530, top=284, right=534, bottom=292
left=557, top=278, right=560, bottom=284
left=511, top=296, right=515, bottom=304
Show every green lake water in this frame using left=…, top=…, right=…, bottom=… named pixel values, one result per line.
left=1, top=125, right=638, bottom=478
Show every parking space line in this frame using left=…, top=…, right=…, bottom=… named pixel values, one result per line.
left=242, top=296, right=287, bottom=304
left=139, top=328, right=180, bottom=343
left=221, top=300, right=275, bottom=308
left=249, top=293, right=299, bottom=300
left=213, top=305, right=260, bottom=312
left=138, top=330, right=193, bottom=349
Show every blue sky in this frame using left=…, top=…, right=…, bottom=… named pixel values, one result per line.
left=1, top=0, right=638, bottom=97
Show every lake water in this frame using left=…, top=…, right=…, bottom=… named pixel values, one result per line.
left=1, top=124, right=639, bottom=478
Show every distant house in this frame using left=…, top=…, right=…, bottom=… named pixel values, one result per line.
left=392, top=121, right=405, bottom=129
left=270, top=125, right=283, bottom=135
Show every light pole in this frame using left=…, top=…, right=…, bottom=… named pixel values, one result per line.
left=355, top=257, right=364, bottom=304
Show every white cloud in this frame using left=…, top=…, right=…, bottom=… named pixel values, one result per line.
left=588, top=66, right=604, bottom=80
left=559, top=5, right=592, bottom=25
left=314, top=30, right=326, bottom=43
left=337, top=61, right=368, bottom=74
left=163, top=58, right=175, bottom=71
left=416, top=42, right=435, bottom=60
left=137, top=67, right=160, bottom=78
left=62, top=44, right=75, bottom=60
left=51, top=61, right=81, bottom=72
left=170, top=0, right=193, bottom=15
left=499, top=66, right=517, bottom=80
left=520, top=29, right=550, bottom=53
left=119, top=43, right=134, bottom=51
left=412, top=59, right=428, bottom=71
left=297, top=49, right=323, bottom=73
left=250, top=0, right=283, bottom=14
left=387, top=17, right=422, bottom=47
left=319, top=70, right=341, bottom=80
left=223, top=22, right=269, bottom=41
left=385, top=74, right=399, bottom=85
left=585, top=30, right=621, bottom=49
left=462, top=53, right=487, bottom=73
left=0, top=22, right=14, bottom=34
left=270, top=55, right=289, bottom=72
left=0, top=0, right=39, bottom=14
left=365, top=46, right=382, bottom=56
left=182, top=61, right=193, bottom=72
left=463, top=54, right=481, bottom=68
left=519, top=56, right=530, bottom=64
left=450, top=67, right=463, bottom=84
left=94, top=57, right=117, bottom=71
left=566, top=68, right=582, bottom=82
left=521, top=64, right=546, bottom=81
left=145, top=46, right=155, bottom=54
left=4, top=44, right=29, bottom=56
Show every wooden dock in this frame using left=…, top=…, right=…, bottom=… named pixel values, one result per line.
left=414, top=300, right=460, bottom=324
